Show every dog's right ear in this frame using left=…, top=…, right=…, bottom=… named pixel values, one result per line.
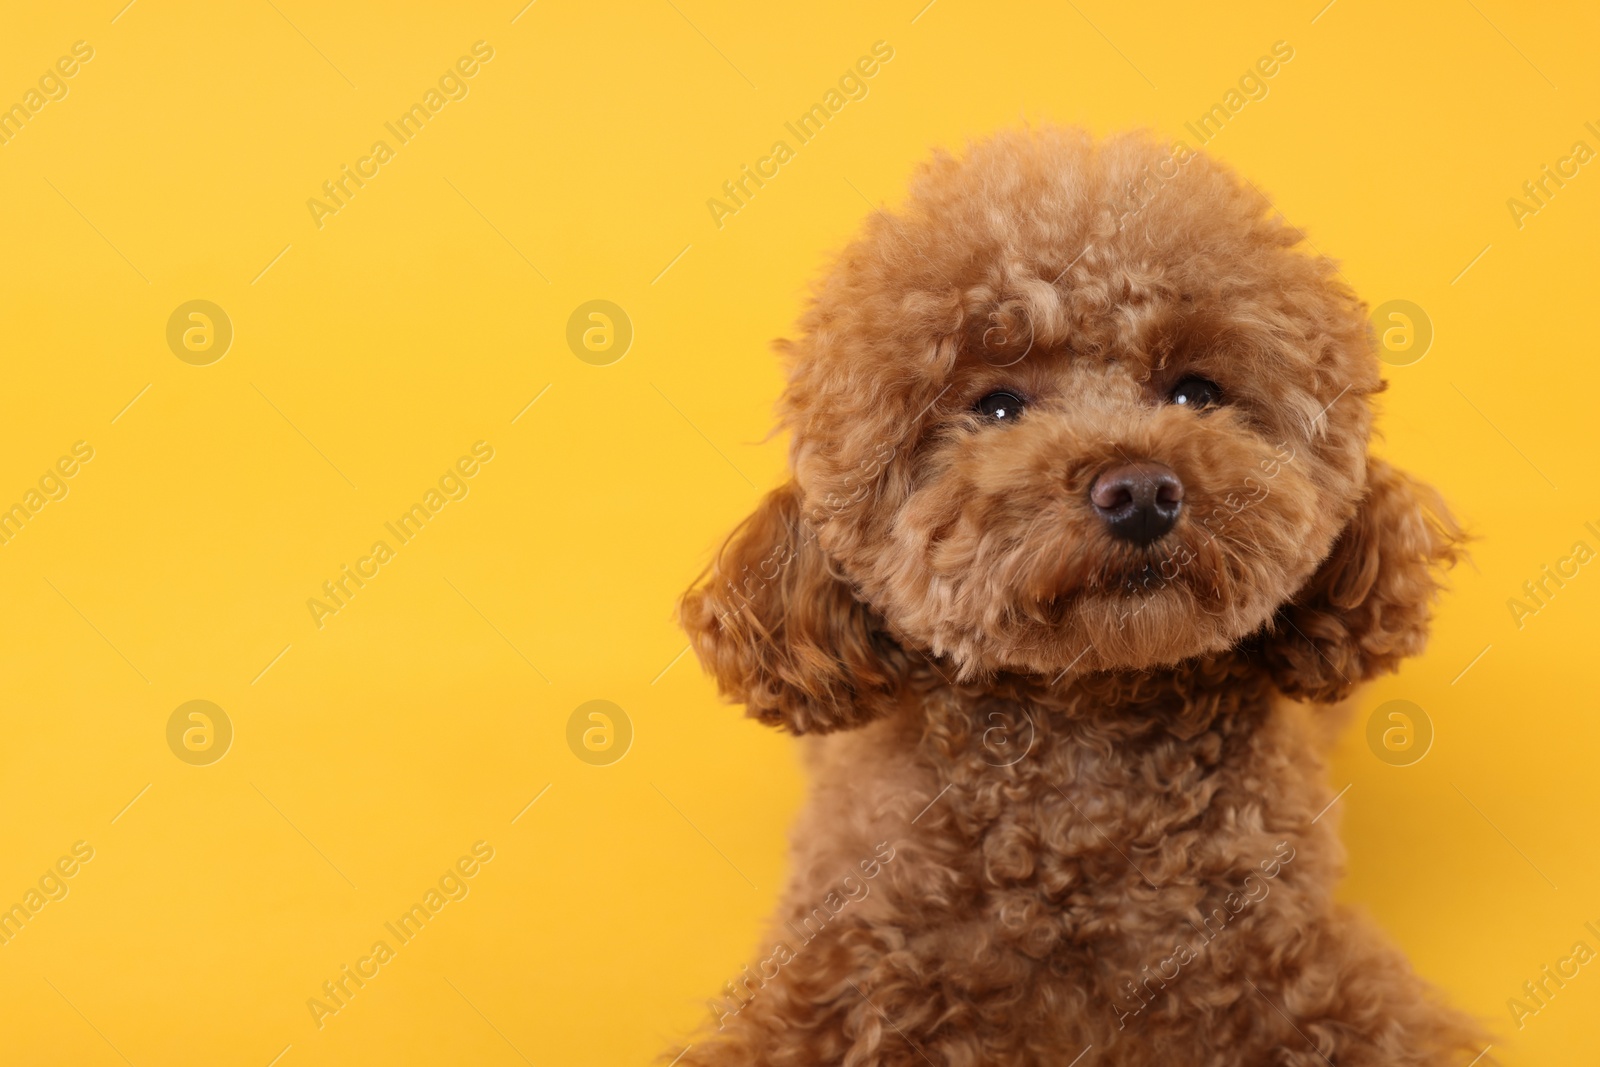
left=679, top=481, right=911, bottom=734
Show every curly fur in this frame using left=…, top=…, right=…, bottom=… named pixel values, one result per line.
left=671, top=128, right=1484, bottom=1066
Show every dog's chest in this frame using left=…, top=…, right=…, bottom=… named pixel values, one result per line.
left=915, top=693, right=1289, bottom=907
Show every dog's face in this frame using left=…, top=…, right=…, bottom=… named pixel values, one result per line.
left=685, top=129, right=1457, bottom=732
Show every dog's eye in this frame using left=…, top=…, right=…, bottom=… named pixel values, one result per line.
left=975, top=391, right=1025, bottom=422
left=1169, top=376, right=1222, bottom=411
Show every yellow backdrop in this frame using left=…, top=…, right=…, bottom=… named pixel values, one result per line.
left=0, top=1, right=1595, bottom=1063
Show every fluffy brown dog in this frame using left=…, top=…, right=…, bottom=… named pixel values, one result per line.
left=672, top=127, right=1486, bottom=1066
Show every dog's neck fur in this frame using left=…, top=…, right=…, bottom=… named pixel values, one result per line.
left=918, top=647, right=1278, bottom=736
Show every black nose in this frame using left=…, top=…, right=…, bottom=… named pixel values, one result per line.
left=1090, top=462, right=1184, bottom=545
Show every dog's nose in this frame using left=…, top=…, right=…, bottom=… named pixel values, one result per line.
left=1090, top=461, right=1184, bottom=545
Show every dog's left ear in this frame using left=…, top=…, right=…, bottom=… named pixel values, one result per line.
left=679, top=481, right=914, bottom=734
left=1257, top=458, right=1462, bottom=703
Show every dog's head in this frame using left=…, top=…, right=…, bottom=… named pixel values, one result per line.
left=684, top=128, right=1458, bottom=733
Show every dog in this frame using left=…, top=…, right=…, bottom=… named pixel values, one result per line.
left=670, top=127, right=1486, bottom=1066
